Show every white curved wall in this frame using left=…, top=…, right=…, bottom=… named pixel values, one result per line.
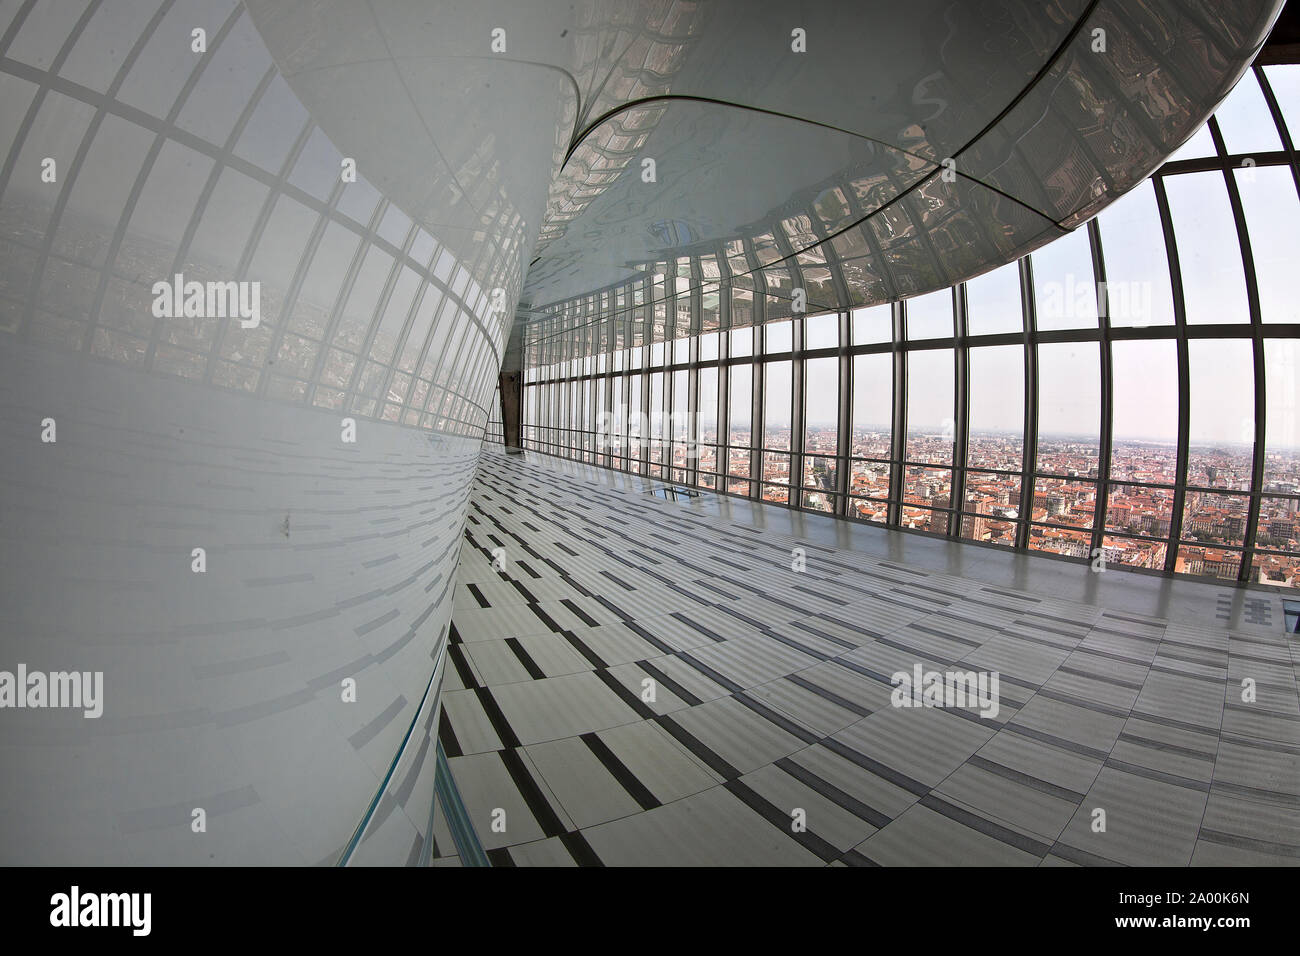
left=0, top=0, right=502, bottom=864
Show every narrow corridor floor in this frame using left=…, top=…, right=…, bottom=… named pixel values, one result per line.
left=432, top=447, right=1300, bottom=866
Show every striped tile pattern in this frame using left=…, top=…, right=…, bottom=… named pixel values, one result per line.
left=435, top=448, right=1300, bottom=866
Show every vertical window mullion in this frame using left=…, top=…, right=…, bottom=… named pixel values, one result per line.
left=835, top=308, right=851, bottom=517
left=952, top=284, right=970, bottom=539
left=1091, top=217, right=1115, bottom=564
left=1017, top=256, right=1038, bottom=551
left=888, top=300, right=906, bottom=527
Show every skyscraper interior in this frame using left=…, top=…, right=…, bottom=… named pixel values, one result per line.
left=1, top=0, right=1298, bottom=874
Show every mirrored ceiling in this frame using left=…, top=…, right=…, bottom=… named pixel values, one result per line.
left=243, top=0, right=1283, bottom=324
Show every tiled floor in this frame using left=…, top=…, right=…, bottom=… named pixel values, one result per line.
left=433, top=447, right=1300, bottom=866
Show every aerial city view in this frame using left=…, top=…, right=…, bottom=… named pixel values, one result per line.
left=595, top=416, right=1297, bottom=585
left=528, top=296, right=1299, bottom=589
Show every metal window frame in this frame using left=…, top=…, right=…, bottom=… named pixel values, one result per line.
left=518, top=58, right=1300, bottom=591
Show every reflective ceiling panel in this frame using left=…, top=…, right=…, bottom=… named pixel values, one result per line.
left=243, top=0, right=1282, bottom=323
left=523, top=99, right=935, bottom=305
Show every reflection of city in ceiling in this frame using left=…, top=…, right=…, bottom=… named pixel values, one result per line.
left=521, top=0, right=1282, bottom=321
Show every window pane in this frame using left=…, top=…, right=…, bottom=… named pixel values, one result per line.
left=802, top=491, right=837, bottom=514
left=762, top=451, right=791, bottom=484
left=175, top=14, right=268, bottom=146
left=1263, top=64, right=1300, bottom=142
left=852, top=304, right=890, bottom=344
left=852, top=353, right=892, bottom=460
left=968, top=345, right=1023, bottom=471
left=764, top=360, right=792, bottom=449
left=1236, top=165, right=1300, bottom=324
left=672, top=370, right=688, bottom=440
left=410, top=229, right=437, bottom=267
left=960, top=492, right=1019, bottom=547
left=964, top=469, right=1020, bottom=515
left=1101, top=535, right=1169, bottom=570
left=730, top=326, right=752, bottom=357
left=57, top=114, right=153, bottom=269
left=698, top=367, right=719, bottom=449
left=369, top=268, right=420, bottom=365
left=1037, top=342, right=1100, bottom=477
left=289, top=127, right=344, bottom=202
left=1110, top=340, right=1179, bottom=483
left=57, top=1, right=156, bottom=90
left=673, top=334, right=690, bottom=366
left=1032, top=228, right=1097, bottom=330
left=189, top=168, right=269, bottom=276
left=699, top=331, right=719, bottom=361
left=765, top=319, right=792, bottom=354
left=849, top=496, right=889, bottom=523
left=805, top=312, right=838, bottom=350
left=727, top=448, right=750, bottom=480
left=850, top=468, right=890, bottom=513
left=122, top=141, right=213, bottom=261
left=902, top=506, right=951, bottom=534
left=649, top=372, right=663, bottom=439
left=1186, top=340, right=1253, bottom=488
left=1181, top=492, right=1249, bottom=546
left=1033, top=476, right=1096, bottom=529
left=697, top=445, right=719, bottom=478
left=1257, top=497, right=1299, bottom=552
left=903, top=466, right=953, bottom=513
left=729, top=363, right=752, bottom=446
left=1164, top=172, right=1249, bottom=324
left=965, top=262, right=1022, bottom=336
left=322, top=241, right=387, bottom=350
left=1251, top=543, right=1299, bottom=588
left=1167, top=123, right=1217, bottom=163
left=1096, top=180, right=1176, bottom=328
left=906, top=349, right=953, bottom=464
left=1263, top=339, right=1299, bottom=491
left=609, top=377, right=623, bottom=455
left=905, top=288, right=952, bottom=340
left=377, top=202, right=413, bottom=248
left=629, top=374, right=642, bottom=454
left=804, top=356, right=838, bottom=490
left=804, top=356, right=838, bottom=451
left=1214, top=71, right=1283, bottom=153
left=1105, top=484, right=1174, bottom=537
left=397, top=287, right=439, bottom=372
left=1175, top=546, right=1241, bottom=580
